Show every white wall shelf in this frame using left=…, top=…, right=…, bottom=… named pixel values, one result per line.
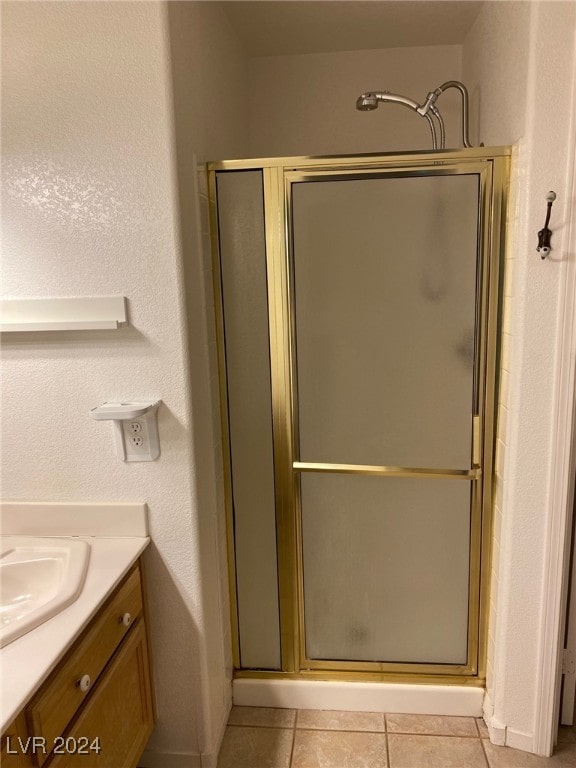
left=0, top=297, right=128, bottom=332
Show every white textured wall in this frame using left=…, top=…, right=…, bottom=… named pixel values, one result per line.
left=166, top=3, right=249, bottom=766
left=464, top=1, right=531, bottom=148
left=464, top=0, right=576, bottom=754
left=248, top=45, right=463, bottom=157
left=463, top=0, right=530, bottom=738
left=1, top=3, right=248, bottom=767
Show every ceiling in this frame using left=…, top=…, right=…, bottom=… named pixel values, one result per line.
left=219, top=1, right=485, bottom=57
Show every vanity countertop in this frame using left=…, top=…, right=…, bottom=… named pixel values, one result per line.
left=0, top=501, right=150, bottom=733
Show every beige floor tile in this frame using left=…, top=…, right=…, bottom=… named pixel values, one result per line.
left=217, top=725, right=293, bottom=768
left=477, top=718, right=490, bottom=738
left=483, top=741, right=576, bottom=766
left=297, top=709, right=385, bottom=732
left=557, top=726, right=576, bottom=744
left=228, top=705, right=296, bottom=728
left=292, top=729, right=388, bottom=768
left=388, top=734, right=487, bottom=768
left=386, top=713, right=479, bottom=737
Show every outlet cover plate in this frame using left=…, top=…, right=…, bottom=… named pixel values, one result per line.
left=110, top=403, right=161, bottom=462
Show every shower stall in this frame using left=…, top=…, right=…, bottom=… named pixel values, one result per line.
left=208, top=147, right=509, bottom=695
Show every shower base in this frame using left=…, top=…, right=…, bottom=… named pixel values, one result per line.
left=233, top=678, right=484, bottom=717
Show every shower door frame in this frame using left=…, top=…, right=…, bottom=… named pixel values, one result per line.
left=209, top=147, right=510, bottom=686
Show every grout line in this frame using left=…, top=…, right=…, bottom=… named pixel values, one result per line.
left=384, top=714, right=391, bottom=768
left=288, top=710, right=297, bottom=768
left=381, top=732, right=485, bottom=739
left=294, top=727, right=389, bottom=735
left=227, top=722, right=295, bottom=729
left=230, top=720, right=484, bottom=738
left=479, top=733, right=491, bottom=768
left=475, top=717, right=483, bottom=739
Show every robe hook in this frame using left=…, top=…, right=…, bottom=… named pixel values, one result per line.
left=537, top=191, right=557, bottom=259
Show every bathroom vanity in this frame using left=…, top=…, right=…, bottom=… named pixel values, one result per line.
left=0, top=502, right=154, bottom=768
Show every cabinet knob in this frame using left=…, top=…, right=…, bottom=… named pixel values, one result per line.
left=77, top=674, right=91, bottom=692
left=120, top=612, right=132, bottom=627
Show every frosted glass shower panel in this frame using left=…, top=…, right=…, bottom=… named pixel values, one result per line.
left=292, top=174, right=480, bottom=469
left=217, top=171, right=281, bottom=669
left=301, top=474, right=471, bottom=664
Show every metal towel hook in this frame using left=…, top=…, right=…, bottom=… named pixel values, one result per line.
left=537, top=191, right=557, bottom=259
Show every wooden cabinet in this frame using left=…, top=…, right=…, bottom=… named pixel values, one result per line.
left=1, top=713, right=34, bottom=767
left=27, top=567, right=144, bottom=764
left=47, top=622, right=153, bottom=767
left=1, top=561, right=154, bottom=768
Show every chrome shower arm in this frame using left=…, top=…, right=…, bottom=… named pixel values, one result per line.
left=436, top=81, right=472, bottom=148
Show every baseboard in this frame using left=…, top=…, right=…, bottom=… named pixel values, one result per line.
left=233, top=679, right=484, bottom=716
left=481, top=690, right=494, bottom=724
left=482, top=692, right=506, bottom=746
left=200, top=698, right=232, bottom=768
left=482, top=695, right=535, bottom=753
left=138, top=750, right=201, bottom=768
left=505, top=728, right=535, bottom=753
left=486, top=718, right=507, bottom=746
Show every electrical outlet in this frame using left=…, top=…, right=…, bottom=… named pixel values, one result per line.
left=122, top=419, right=151, bottom=460
left=91, top=400, right=162, bottom=462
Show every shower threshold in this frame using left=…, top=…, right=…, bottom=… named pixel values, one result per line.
left=232, top=678, right=484, bottom=718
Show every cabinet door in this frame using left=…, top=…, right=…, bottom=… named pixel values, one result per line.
left=1, top=713, right=34, bottom=767
left=47, top=621, right=153, bottom=768
left=1, top=736, right=26, bottom=768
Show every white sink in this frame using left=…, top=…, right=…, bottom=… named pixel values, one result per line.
left=0, top=537, right=90, bottom=647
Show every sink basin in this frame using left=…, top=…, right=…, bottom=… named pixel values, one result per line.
left=0, top=537, right=90, bottom=647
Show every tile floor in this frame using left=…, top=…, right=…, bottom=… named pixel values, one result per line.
left=217, top=707, right=576, bottom=768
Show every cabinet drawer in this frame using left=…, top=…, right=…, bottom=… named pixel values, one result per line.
left=46, top=622, right=153, bottom=768
left=27, top=567, right=143, bottom=765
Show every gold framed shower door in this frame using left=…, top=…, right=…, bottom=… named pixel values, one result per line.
left=209, top=147, right=510, bottom=686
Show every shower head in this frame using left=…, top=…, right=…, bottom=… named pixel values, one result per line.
left=356, top=92, right=379, bottom=111
left=355, top=89, right=439, bottom=148
left=355, top=80, right=474, bottom=149
left=356, top=91, right=422, bottom=113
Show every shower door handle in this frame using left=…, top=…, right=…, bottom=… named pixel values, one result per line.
left=473, top=415, right=481, bottom=467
